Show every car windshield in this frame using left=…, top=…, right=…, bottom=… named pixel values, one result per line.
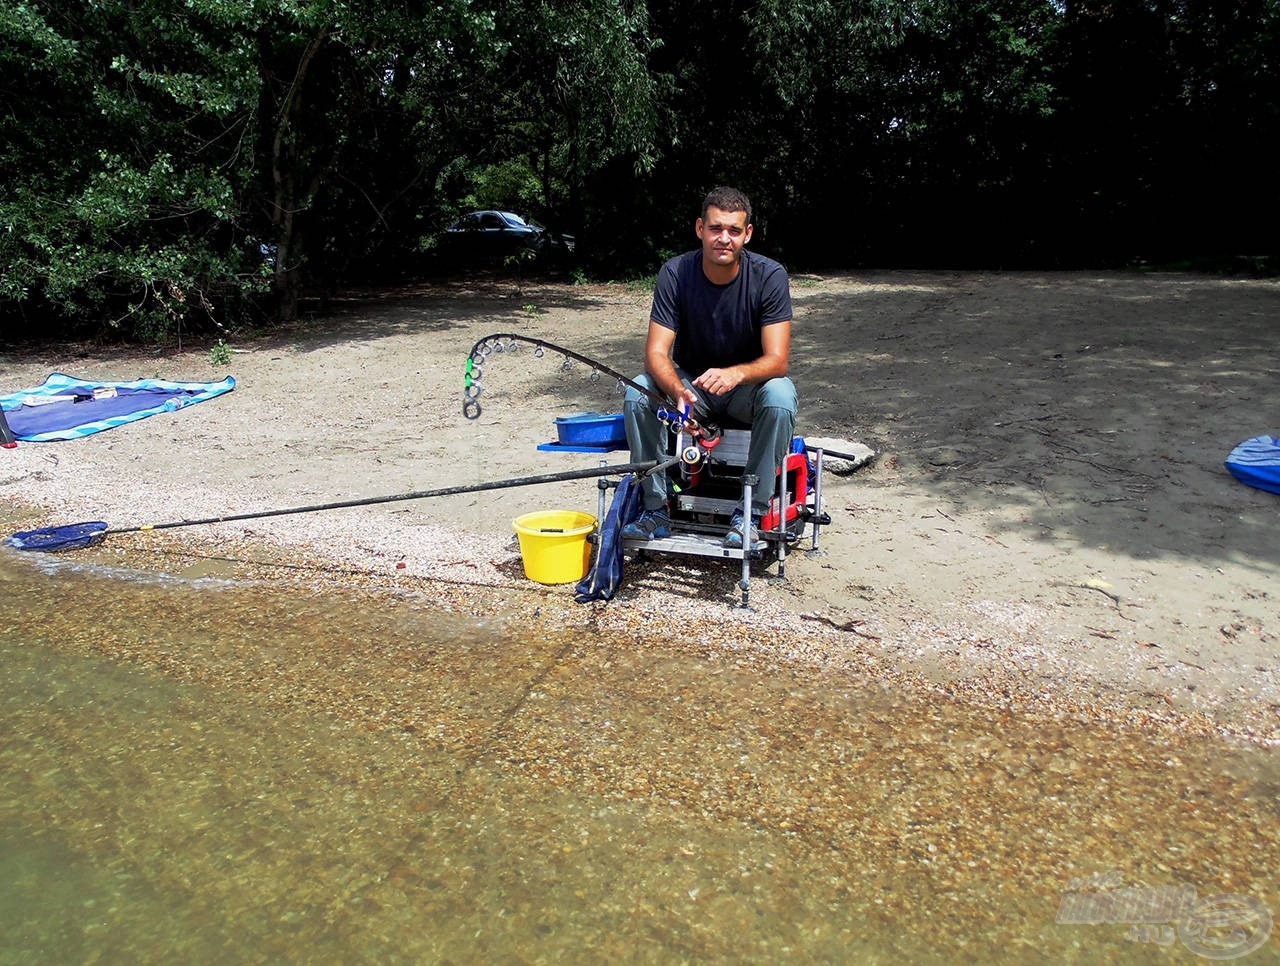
left=499, top=212, right=541, bottom=229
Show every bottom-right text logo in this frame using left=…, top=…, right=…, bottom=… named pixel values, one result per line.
left=1057, top=872, right=1273, bottom=960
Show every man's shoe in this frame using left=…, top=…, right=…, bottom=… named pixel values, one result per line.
left=723, top=510, right=760, bottom=550
left=621, top=507, right=672, bottom=540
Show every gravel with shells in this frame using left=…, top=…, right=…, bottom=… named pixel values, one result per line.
left=11, top=494, right=1270, bottom=750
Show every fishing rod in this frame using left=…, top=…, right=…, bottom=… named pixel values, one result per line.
left=459, top=333, right=868, bottom=465
left=462, top=332, right=693, bottom=430
left=7, top=459, right=676, bottom=553
left=0, top=407, right=15, bottom=448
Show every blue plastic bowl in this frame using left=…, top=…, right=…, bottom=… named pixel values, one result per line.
left=555, top=412, right=626, bottom=446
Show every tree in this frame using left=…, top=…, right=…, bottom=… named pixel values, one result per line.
left=1, top=0, right=668, bottom=337
left=1051, top=0, right=1280, bottom=262
left=433, top=0, right=668, bottom=271
left=3, top=0, right=1276, bottom=343
left=0, top=0, right=267, bottom=340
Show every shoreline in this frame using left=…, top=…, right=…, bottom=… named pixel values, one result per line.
left=6, top=493, right=1272, bottom=750
left=3, top=271, right=1278, bottom=747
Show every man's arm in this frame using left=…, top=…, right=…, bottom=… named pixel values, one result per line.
left=644, top=321, right=699, bottom=408
left=692, top=320, right=791, bottom=397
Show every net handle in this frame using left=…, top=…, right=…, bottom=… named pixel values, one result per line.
left=7, top=460, right=672, bottom=551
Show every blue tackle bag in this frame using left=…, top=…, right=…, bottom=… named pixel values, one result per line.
left=575, top=473, right=642, bottom=603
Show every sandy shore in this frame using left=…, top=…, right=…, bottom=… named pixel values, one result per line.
left=3, top=271, right=1278, bottom=743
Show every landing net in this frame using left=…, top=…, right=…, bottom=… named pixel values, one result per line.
left=7, top=521, right=110, bottom=551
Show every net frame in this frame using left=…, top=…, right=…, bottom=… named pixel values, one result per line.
left=7, top=522, right=109, bottom=551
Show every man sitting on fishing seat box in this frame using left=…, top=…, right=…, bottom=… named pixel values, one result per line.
left=621, top=185, right=797, bottom=549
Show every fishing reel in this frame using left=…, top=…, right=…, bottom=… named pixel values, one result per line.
left=667, top=412, right=728, bottom=476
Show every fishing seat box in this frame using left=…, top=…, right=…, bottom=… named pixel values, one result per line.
left=671, top=426, right=809, bottom=532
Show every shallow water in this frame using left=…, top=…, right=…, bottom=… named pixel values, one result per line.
left=1, top=545, right=1276, bottom=963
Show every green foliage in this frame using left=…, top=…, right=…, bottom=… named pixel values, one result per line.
left=0, top=0, right=266, bottom=341
left=210, top=339, right=233, bottom=366
left=467, top=161, right=545, bottom=217
left=1, top=0, right=1276, bottom=342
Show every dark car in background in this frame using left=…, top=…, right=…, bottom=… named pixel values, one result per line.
left=439, top=210, right=575, bottom=268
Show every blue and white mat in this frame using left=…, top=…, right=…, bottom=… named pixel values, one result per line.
left=0, top=372, right=235, bottom=443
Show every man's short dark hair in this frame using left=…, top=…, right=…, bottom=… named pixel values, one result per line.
left=702, top=186, right=752, bottom=225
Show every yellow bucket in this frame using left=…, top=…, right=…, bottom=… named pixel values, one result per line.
left=512, top=510, right=597, bottom=584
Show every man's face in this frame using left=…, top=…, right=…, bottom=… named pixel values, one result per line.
left=696, top=206, right=752, bottom=268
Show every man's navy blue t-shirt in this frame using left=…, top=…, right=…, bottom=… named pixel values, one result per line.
left=649, top=249, right=792, bottom=379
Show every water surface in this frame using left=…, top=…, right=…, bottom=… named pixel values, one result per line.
left=1, top=545, right=1275, bottom=962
